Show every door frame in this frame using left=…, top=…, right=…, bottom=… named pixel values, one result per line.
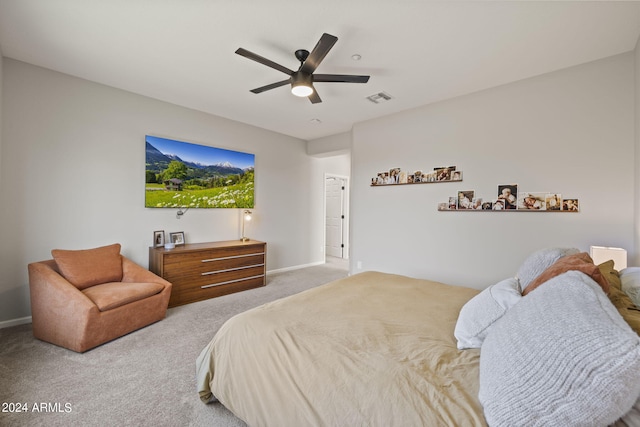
left=324, top=173, right=350, bottom=260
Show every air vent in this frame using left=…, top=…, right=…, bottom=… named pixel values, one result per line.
left=366, top=91, right=393, bottom=104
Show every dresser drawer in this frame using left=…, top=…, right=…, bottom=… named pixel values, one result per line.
left=165, top=264, right=265, bottom=289
left=163, top=253, right=265, bottom=281
left=163, top=245, right=264, bottom=267
left=168, top=275, right=265, bottom=307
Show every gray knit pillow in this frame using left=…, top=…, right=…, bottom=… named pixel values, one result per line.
left=515, top=247, right=579, bottom=290
left=479, top=270, right=640, bottom=427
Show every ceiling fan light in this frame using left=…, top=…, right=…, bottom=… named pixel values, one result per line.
left=291, top=85, right=313, bottom=97
left=291, top=72, right=313, bottom=97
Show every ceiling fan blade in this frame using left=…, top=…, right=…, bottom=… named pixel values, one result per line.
left=235, top=48, right=294, bottom=75
left=249, top=79, right=291, bottom=94
left=313, top=74, right=370, bottom=83
left=308, top=89, right=322, bottom=104
left=300, top=33, right=338, bottom=74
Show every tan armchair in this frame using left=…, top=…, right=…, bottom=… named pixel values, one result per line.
left=28, top=243, right=172, bottom=353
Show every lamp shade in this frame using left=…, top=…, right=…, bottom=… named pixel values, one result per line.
left=291, top=72, right=313, bottom=97
left=590, top=246, right=627, bottom=269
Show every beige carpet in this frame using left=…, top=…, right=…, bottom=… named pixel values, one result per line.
left=0, top=262, right=348, bottom=427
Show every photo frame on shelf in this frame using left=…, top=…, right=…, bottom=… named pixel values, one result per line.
left=457, top=190, right=475, bottom=210
left=497, top=184, right=518, bottom=210
left=169, top=231, right=185, bottom=245
left=546, top=193, right=562, bottom=210
left=563, top=199, right=580, bottom=212
left=153, top=230, right=165, bottom=247
left=435, top=167, right=454, bottom=181
left=517, top=192, right=547, bottom=210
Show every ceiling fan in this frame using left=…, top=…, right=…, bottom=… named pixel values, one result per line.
left=235, top=33, right=370, bottom=104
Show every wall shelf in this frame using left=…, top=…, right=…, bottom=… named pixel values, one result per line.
left=371, top=179, right=462, bottom=187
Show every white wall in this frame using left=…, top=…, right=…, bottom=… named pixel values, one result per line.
left=350, top=53, right=636, bottom=289
left=307, top=132, right=350, bottom=157
left=0, top=59, right=321, bottom=323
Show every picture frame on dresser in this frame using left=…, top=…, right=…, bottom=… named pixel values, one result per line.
left=153, top=230, right=165, bottom=247
left=169, top=232, right=185, bottom=245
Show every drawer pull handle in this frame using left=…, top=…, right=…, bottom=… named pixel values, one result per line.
left=201, top=264, right=265, bottom=276
left=201, top=252, right=265, bottom=262
left=201, top=275, right=265, bottom=289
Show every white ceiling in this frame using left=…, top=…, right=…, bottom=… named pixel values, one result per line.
left=1, top=1, right=640, bottom=141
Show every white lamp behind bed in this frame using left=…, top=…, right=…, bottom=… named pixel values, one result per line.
left=589, top=246, right=627, bottom=270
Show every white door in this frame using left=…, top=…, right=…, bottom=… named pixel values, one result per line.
left=325, top=176, right=346, bottom=258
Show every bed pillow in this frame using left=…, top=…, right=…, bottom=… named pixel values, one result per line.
left=515, top=247, right=579, bottom=291
left=522, top=252, right=609, bottom=295
left=601, top=262, right=640, bottom=336
left=52, top=243, right=123, bottom=290
left=479, top=270, right=640, bottom=426
left=620, top=267, right=640, bottom=307
left=454, top=277, right=521, bottom=349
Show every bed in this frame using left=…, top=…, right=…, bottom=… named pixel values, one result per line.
left=196, top=249, right=640, bottom=427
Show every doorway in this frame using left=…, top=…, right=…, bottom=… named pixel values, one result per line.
left=325, top=175, right=349, bottom=261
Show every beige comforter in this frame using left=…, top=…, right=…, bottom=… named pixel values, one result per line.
left=196, top=271, right=485, bottom=427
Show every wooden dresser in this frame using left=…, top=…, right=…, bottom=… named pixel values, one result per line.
left=149, top=240, right=266, bottom=308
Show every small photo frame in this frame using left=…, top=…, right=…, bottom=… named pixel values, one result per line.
left=451, top=170, right=463, bottom=181
left=169, top=231, right=185, bottom=245
left=518, top=192, right=547, bottom=210
left=457, top=190, right=475, bottom=209
left=448, top=196, right=457, bottom=210
left=389, top=167, right=401, bottom=184
left=423, top=171, right=437, bottom=182
left=435, top=167, right=453, bottom=181
left=546, top=193, right=562, bottom=211
left=562, top=199, right=579, bottom=212
left=377, top=171, right=389, bottom=185
left=497, top=184, right=518, bottom=210
left=153, top=230, right=165, bottom=247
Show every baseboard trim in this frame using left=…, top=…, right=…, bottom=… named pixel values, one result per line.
left=267, top=261, right=325, bottom=275
left=0, top=316, right=32, bottom=330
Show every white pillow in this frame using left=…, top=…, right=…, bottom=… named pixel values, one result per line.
left=620, top=267, right=640, bottom=307
left=479, top=271, right=640, bottom=427
left=454, top=277, right=521, bottom=350
left=515, top=247, right=579, bottom=290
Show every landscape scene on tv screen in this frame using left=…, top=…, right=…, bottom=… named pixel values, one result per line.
left=145, top=135, right=255, bottom=208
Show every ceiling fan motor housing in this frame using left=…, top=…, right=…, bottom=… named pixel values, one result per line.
left=295, top=49, right=310, bottom=64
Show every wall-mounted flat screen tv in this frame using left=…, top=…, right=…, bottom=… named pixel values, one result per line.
left=145, top=135, right=255, bottom=208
